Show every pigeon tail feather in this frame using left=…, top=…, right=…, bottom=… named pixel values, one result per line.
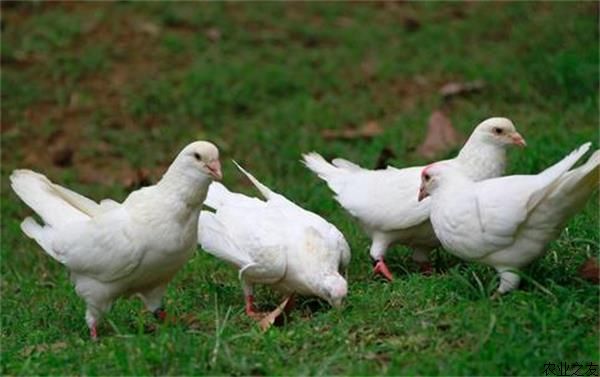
left=10, top=169, right=92, bottom=228
left=232, top=160, right=273, bottom=200
left=331, top=158, right=362, bottom=171
left=537, top=142, right=591, bottom=184
left=20, top=217, right=61, bottom=262
left=302, top=152, right=342, bottom=180
left=545, top=148, right=599, bottom=217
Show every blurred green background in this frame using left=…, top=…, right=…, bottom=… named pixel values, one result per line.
left=1, top=2, right=598, bottom=375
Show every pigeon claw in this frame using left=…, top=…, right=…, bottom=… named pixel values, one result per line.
left=373, top=259, right=394, bottom=281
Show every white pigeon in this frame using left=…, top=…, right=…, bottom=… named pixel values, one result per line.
left=302, top=117, right=525, bottom=280
left=419, top=142, right=599, bottom=294
left=198, top=162, right=350, bottom=316
left=10, top=141, right=222, bottom=339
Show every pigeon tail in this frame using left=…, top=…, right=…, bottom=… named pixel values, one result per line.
left=537, top=142, right=591, bottom=184
left=10, top=170, right=92, bottom=228
left=540, top=148, right=600, bottom=221
left=302, top=152, right=342, bottom=180
left=20, top=217, right=62, bottom=262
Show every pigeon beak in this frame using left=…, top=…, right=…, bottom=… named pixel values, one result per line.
left=206, top=160, right=223, bottom=181
left=418, top=185, right=429, bottom=202
left=510, top=132, right=527, bottom=148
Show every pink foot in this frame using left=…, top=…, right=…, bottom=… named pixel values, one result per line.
left=418, top=261, right=433, bottom=276
left=90, top=324, right=98, bottom=341
left=373, top=259, right=394, bottom=281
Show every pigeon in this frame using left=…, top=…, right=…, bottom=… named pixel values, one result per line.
left=198, top=162, right=350, bottom=317
left=419, top=142, right=599, bottom=294
left=10, top=141, right=222, bottom=339
left=302, top=117, right=525, bottom=280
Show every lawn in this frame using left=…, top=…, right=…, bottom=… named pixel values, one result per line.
left=1, top=2, right=598, bottom=375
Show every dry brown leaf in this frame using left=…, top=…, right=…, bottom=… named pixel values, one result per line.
left=579, top=258, right=599, bottom=284
left=439, top=80, right=485, bottom=98
left=258, top=297, right=290, bottom=331
left=416, top=111, right=464, bottom=159
left=136, top=20, right=160, bottom=37
left=180, top=313, right=203, bottom=330
left=321, top=121, right=383, bottom=140
left=206, top=27, right=221, bottom=42
left=21, top=341, right=67, bottom=357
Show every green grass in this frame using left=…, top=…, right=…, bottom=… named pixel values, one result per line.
left=1, top=2, right=598, bottom=375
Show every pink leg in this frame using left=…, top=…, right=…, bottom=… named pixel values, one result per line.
left=418, top=261, right=433, bottom=276
left=283, top=294, right=296, bottom=314
left=245, top=294, right=258, bottom=316
left=90, top=323, right=98, bottom=341
left=373, top=258, right=394, bottom=281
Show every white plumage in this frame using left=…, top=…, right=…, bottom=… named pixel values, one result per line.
left=11, top=141, right=222, bottom=339
left=421, top=142, right=599, bottom=294
left=303, top=117, right=525, bottom=280
left=199, top=162, right=350, bottom=315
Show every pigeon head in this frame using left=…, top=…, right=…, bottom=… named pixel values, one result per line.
left=319, top=272, right=348, bottom=308
left=471, top=117, right=526, bottom=148
left=175, top=141, right=222, bottom=181
left=418, top=163, right=469, bottom=201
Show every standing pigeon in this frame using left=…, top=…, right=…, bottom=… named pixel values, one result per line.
left=419, top=142, right=599, bottom=294
left=11, top=141, right=222, bottom=339
left=303, top=117, right=525, bottom=280
left=199, top=162, right=350, bottom=316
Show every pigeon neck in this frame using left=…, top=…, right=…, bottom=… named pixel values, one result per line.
left=157, top=166, right=212, bottom=208
left=456, top=137, right=506, bottom=181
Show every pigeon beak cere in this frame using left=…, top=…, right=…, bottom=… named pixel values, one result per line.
left=206, top=160, right=223, bottom=181
left=510, top=132, right=527, bottom=148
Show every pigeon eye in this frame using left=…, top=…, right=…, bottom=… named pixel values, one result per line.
left=193, top=152, right=202, bottom=161
left=424, top=174, right=431, bottom=181
left=493, top=127, right=503, bottom=135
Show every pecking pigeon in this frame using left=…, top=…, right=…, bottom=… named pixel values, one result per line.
left=11, top=141, right=222, bottom=339
left=419, top=142, right=599, bottom=294
left=198, top=161, right=350, bottom=317
left=303, top=117, right=525, bottom=280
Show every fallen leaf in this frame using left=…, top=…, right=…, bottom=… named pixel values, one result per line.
left=321, top=121, right=383, bottom=140
left=180, top=313, right=203, bottom=330
left=361, top=57, right=378, bottom=79
left=46, top=130, right=75, bottom=168
left=439, top=80, right=485, bottom=98
left=416, top=110, right=464, bottom=159
left=403, top=17, right=421, bottom=32
left=20, top=341, right=67, bottom=357
left=206, top=27, right=221, bottom=42
left=579, top=258, right=599, bottom=284
left=258, top=296, right=290, bottom=331
left=136, top=20, right=160, bottom=37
